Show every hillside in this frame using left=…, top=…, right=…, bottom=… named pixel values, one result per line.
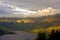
left=30, top=14, right=60, bottom=33
left=0, top=14, right=60, bottom=31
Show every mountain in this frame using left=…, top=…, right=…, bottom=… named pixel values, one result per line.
left=30, top=14, right=60, bottom=32
left=0, top=14, right=60, bottom=31
left=38, top=14, right=60, bottom=28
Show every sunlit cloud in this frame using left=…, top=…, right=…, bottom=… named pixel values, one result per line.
left=12, top=7, right=37, bottom=13
left=35, top=7, right=60, bottom=17
left=23, top=7, right=60, bottom=17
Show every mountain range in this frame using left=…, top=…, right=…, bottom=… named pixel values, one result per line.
left=0, top=14, right=60, bottom=32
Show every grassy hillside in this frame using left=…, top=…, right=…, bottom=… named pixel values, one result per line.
left=31, top=26, right=60, bottom=34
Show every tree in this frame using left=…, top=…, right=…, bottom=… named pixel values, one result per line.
left=35, top=31, right=46, bottom=40
left=0, top=29, right=6, bottom=36
left=48, top=29, right=60, bottom=40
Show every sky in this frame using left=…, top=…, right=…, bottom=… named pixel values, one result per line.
left=0, top=0, right=60, bottom=17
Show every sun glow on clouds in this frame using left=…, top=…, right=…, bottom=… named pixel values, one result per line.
left=36, top=7, right=60, bottom=17
left=0, top=2, right=37, bottom=14
left=13, top=7, right=37, bottom=13
left=13, top=7, right=60, bottom=17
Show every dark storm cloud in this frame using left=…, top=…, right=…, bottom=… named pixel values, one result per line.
left=0, top=9, right=11, bottom=14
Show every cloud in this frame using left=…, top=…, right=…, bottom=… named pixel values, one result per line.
left=23, top=7, right=60, bottom=17
left=0, top=2, right=37, bottom=17
left=33, top=7, right=60, bottom=17
left=0, top=0, right=60, bottom=18
left=0, top=0, right=60, bottom=10
left=0, top=3, right=60, bottom=18
left=0, top=2, right=37, bottom=13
